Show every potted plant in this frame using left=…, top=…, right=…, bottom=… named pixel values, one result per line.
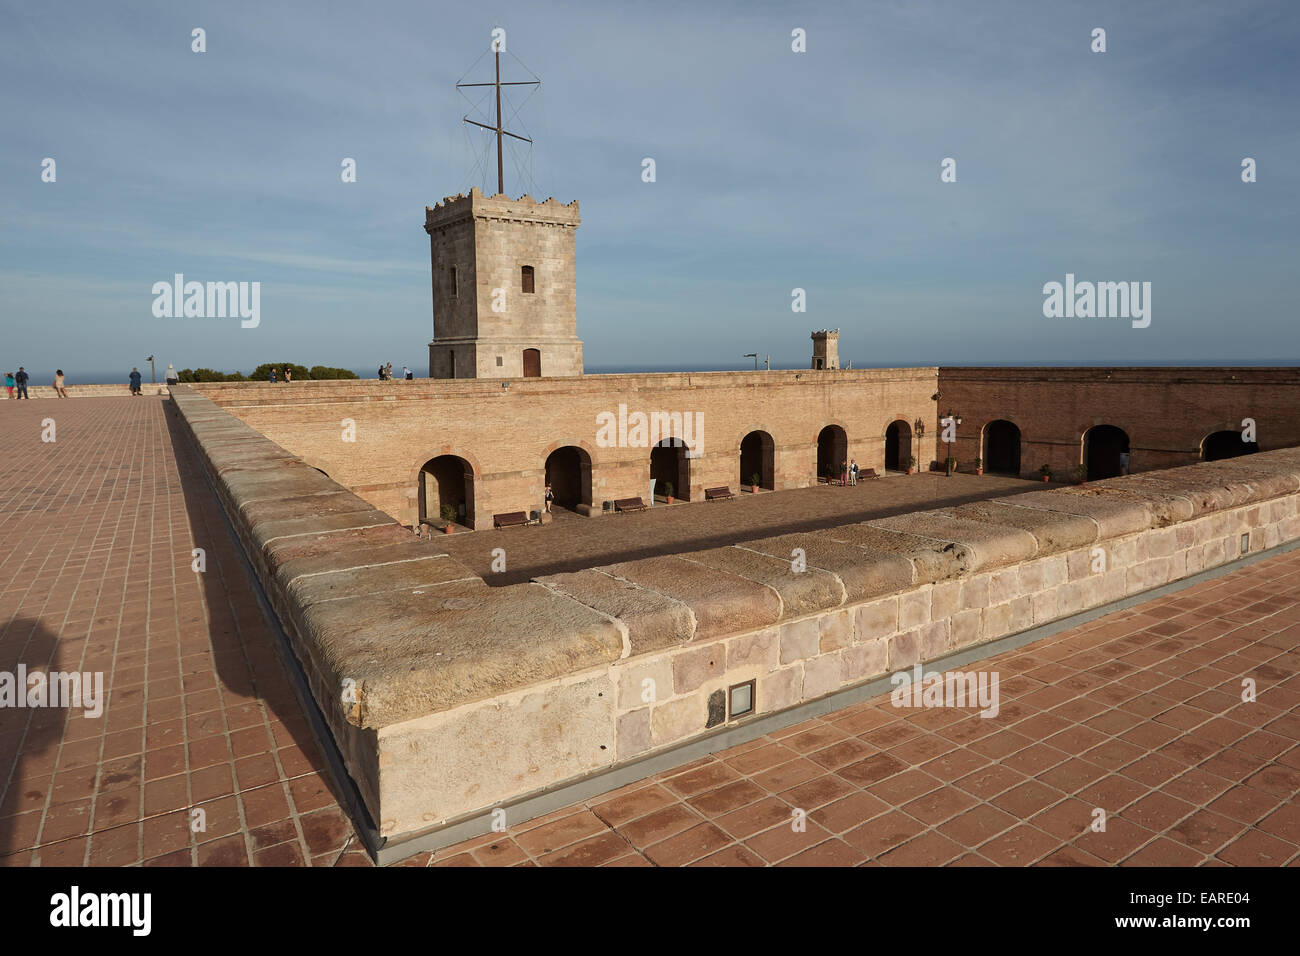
left=440, top=503, right=457, bottom=534
left=1073, top=464, right=1088, bottom=486
left=906, top=455, right=916, bottom=476
left=749, top=472, right=761, bottom=494
left=664, top=481, right=674, bottom=504
left=1038, top=464, right=1051, bottom=483
left=973, top=457, right=983, bottom=476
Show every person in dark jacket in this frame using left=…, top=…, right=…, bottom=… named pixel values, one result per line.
left=14, top=367, right=29, bottom=399
left=129, top=367, right=142, bottom=396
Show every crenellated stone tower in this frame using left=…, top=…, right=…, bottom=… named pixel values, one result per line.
left=811, top=329, right=840, bottom=370
left=424, top=188, right=584, bottom=379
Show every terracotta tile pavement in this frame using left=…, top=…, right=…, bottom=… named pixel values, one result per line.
left=2, top=397, right=1297, bottom=867
left=0, top=397, right=365, bottom=866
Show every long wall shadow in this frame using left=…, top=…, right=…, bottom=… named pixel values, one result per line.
left=161, top=399, right=372, bottom=860
left=452, top=481, right=1046, bottom=586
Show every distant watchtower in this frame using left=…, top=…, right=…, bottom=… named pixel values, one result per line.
left=425, top=190, right=583, bottom=379
left=811, top=329, right=840, bottom=370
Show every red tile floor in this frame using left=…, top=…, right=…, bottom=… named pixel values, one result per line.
left=1, top=397, right=1296, bottom=866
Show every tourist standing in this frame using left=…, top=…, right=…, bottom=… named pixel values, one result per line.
left=269, top=367, right=277, bottom=383
left=385, top=362, right=393, bottom=380
left=54, top=369, right=68, bottom=398
left=402, top=366, right=411, bottom=380
left=840, top=459, right=848, bottom=487
left=544, top=483, right=554, bottom=513
left=377, top=365, right=386, bottom=380
left=849, top=459, right=858, bottom=485
left=284, top=366, right=292, bottom=383
left=165, top=363, right=179, bottom=385
left=15, top=367, right=29, bottom=399
left=128, top=367, right=141, bottom=396
left=4, top=371, right=13, bottom=398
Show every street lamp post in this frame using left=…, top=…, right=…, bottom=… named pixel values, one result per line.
left=743, top=353, right=758, bottom=370
left=942, top=408, right=963, bottom=476
left=913, top=418, right=926, bottom=475
left=147, top=355, right=155, bottom=385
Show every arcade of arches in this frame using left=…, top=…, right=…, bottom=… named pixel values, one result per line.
left=740, top=430, right=775, bottom=490
left=884, top=420, right=911, bottom=473
left=651, top=438, right=691, bottom=501
left=1202, top=430, right=1260, bottom=461
left=420, top=455, right=474, bottom=527
left=983, top=420, right=1022, bottom=475
left=545, top=445, right=593, bottom=510
left=817, top=425, right=848, bottom=481
left=1084, top=425, right=1130, bottom=480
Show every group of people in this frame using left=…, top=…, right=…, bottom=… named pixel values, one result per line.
left=268, top=366, right=293, bottom=383
left=5, top=367, right=68, bottom=399
left=834, top=458, right=861, bottom=486
left=378, top=363, right=414, bottom=381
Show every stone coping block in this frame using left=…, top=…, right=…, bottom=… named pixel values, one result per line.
left=294, top=580, right=625, bottom=728
left=945, top=500, right=1099, bottom=554
left=737, top=533, right=916, bottom=602
left=534, top=569, right=694, bottom=655
left=601, top=555, right=783, bottom=643
left=865, top=513, right=1039, bottom=571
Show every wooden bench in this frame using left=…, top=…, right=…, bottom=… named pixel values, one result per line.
left=705, top=486, right=734, bottom=501
left=493, top=511, right=528, bottom=529
left=613, top=497, right=647, bottom=513
left=859, top=468, right=878, bottom=480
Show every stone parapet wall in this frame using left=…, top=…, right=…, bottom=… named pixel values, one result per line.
left=1, top=383, right=170, bottom=399
left=169, top=384, right=1300, bottom=844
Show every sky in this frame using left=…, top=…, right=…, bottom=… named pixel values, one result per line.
left=1, top=0, right=1298, bottom=380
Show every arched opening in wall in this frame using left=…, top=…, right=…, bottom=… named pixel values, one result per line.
left=1083, top=425, right=1130, bottom=480
left=739, top=431, right=775, bottom=490
left=419, top=455, right=474, bottom=527
left=651, top=438, right=690, bottom=501
left=1202, top=430, right=1259, bottom=461
left=817, top=425, right=848, bottom=482
left=545, top=445, right=592, bottom=511
left=983, top=420, right=1022, bottom=475
left=884, top=420, right=911, bottom=473
left=522, top=348, right=541, bottom=378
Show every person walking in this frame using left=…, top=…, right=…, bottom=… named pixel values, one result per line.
left=128, top=367, right=141, bottom=396
left=4, top=371, right=13, bottom=398
left=54, top=369, right=68, bottom=398
left=165, top=363, right=179, bottom=385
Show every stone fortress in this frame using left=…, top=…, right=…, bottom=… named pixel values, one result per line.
left=174, top=180, right=1300, bottom=862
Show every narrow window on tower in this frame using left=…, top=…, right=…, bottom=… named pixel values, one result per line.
left=450, top=266, right=458, bottom=298
left=521, top=265, right=535, bottom=294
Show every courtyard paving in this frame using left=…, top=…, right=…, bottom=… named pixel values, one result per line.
left=441, top=472, right=1038, bottom=584
left=0, top=397, right=1295, bottom=867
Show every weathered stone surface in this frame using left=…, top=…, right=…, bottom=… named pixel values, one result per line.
left=601, top=555, right=782, bottom=643
left=948, top=500, right=1099, bottom=554
left=249, top=509, right=399, bottom=550
left=376, top=673, right=616, bottom=834
left=288, top=556, right=482, bottom=609
left=240, top=489, right=381, bottom=526
left=866, top=514, right=1039, bottom=571
left=680, top=546, right=845, bottom=619
left=1004, top=488, right=1158, bottom=538
left=297, top=580, right=625, bottom=728
left=823, top=523, right=972, bottom=583
left=737, top=532, right=914, bottom=602
left=535, top=568, right=694, bottom=653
